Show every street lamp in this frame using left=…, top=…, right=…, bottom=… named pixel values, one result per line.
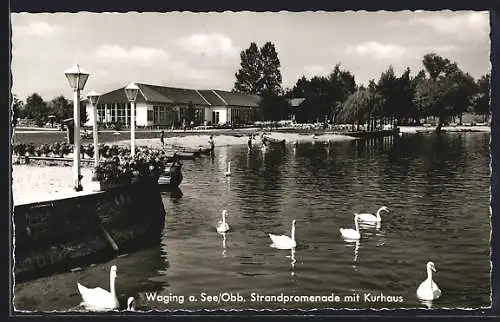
left=64, top=64, right=89, bottom=192
left=87, top=90, right=101, bottom=167
left=124, top=82, right=139, bottom=157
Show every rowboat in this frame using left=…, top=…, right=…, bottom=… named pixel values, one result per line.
left=158, top=161, right=183, bottom=188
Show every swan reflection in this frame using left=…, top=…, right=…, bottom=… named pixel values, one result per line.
left=219, top=232, right=227, bottom=258
left=285, top=247, right=296, bottom=276
left=419, top=299, right=433, bottom=309
left=352, top=240, right=359, bottom=269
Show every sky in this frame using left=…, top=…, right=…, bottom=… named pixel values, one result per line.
left=10, top=11, right=490, bottom=101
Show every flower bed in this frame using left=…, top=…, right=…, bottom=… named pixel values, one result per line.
left=92, top=148, right=181, bottom=186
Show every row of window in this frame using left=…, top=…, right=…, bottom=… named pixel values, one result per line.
left=96, top=103, right=133, bottom=124
left=95, top=104, right=257, bottom=125
left=231, top=108, right=256, bottom=123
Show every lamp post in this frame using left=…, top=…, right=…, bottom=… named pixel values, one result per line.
left=87, top=90, right=101, bottom=167
left=124, top=82, right=139, bottom=157
left=64, top=64, right=89, bottom=192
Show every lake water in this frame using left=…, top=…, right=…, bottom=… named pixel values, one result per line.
left=13, top=132, right=491, bottom=311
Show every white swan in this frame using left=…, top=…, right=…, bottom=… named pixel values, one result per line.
left=127, top=297, right=136, bottom=311
left=340, top=215, right=361, bottom=240
left=224, top=162, right=231, bottom=176
left=269, top=219, right=296, bottom=249
left=356, top=206, right=389, bottom=224
left=77, top=265, right=119, bottom=311
left=416, top=261, right=442, bottom=301
left=217, top=210, right=230, bottom=233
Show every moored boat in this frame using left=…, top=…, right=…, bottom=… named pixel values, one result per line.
left=157, top=160, right=183, bottom=188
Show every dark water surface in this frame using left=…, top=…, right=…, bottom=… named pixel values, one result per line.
left=14, top=133, right=491, bottom=311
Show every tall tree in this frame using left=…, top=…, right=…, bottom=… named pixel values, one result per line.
left=259, top=42, right=283, bottom=95
left=376, top=65, right=398, bottom=124
left=233, top=41, right=283, bottom=96
left=233, top=42, right=263, bottom=94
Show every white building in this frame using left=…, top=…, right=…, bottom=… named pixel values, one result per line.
left=84, top=83, right=262, bottom=128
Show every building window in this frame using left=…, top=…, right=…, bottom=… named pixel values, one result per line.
left=212, top=111, right=220, bottom=124
left=147, top=109, right=154, bottom=122
left=97, top=104, right=105, bottom=122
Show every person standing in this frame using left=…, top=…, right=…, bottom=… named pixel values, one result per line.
left=160, top=130, right=165, bottom=148
left=208, top=135, right=215, bottom=152
left=247, top=135, right=253, bottom=150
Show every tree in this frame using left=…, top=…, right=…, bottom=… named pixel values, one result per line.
left=233, top=41, right=283, bottom=96
left=287, top=64, right=356, bottom=123
left=327, top=64, right=357, bottom=122
left=338, top=88, right=375, bottom=129
left=395, top=67, right=417, bottom=124
left=11, top=94, right=24, bottom=126
left=48, top=95, right=71, bottom=125
left=414, top=53, right=478, bottom=132
left=422, top=53, right=452, bottom=80
left=376, top=65, right=398, bottom=124
left=259, top=92, right=290, bottom=121
left=234, top=42, right=263, bottom=94
left=24, top=93, right=50, bottom=127
left=472, top=73, right=491, bottom=122
left=259, top=42, right=283, bottom=95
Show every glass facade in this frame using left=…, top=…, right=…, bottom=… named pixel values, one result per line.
left=230, top=108, right=253, bottom=124
left=96, top=103, right=133, bottom=125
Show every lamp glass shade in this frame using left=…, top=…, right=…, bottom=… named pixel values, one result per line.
left=124, top=82, right=139, bottom=102
left=64, top=64, right=90, bottom=91
left=87, top=90, right=101, bottom=105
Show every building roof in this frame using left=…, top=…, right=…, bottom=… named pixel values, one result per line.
left=198, top=90, right=226, bottom=105
left=97, top=83, right=262, bottom=107
left=212, top=90, right=261, bottom=107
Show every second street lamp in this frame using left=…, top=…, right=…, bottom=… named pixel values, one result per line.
left=64, top=64, right=89, bottom=192
left=124, top=82, right=139, bottom=157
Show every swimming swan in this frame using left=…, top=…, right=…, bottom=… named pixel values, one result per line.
left=224, top=162, right=231, bottom=176
left=356, top=206, right=389, bottom=223
left=217, top=210, right=230, bottom=233
left=416, top=261, right=442, bottom=301
left=126, top=297, right=136, bottom=311
left=340, top=215, right=361, bottom=240
left=269, top=219, right=296, bottom=249
left=77, top=265, right=119, bottom=311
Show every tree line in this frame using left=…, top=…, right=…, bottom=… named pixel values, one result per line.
left=233, top=42, right=491, bottom=132
left=12, top=93, right=88, bottom=128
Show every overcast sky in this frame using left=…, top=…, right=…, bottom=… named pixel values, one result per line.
left=11, top=11, right=490, bottom=101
